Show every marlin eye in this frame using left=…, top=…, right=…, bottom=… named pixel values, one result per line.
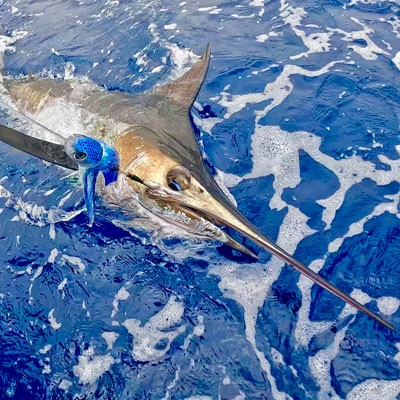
left=74, top=151, right=87, bottom=161
left=167, top=166, right=191, bottom=191
left=169, top=181, right=183, bottom=191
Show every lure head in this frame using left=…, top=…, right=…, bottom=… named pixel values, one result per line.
left=64, top=134, right=120, bottom=226
left=64, top=134, right=104, bottom=168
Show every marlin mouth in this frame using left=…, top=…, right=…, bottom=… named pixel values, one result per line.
left=132, top=181, right=258, bottom=258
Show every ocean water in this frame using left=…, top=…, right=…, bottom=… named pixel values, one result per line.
left=0, top=0, right=400, bottom=399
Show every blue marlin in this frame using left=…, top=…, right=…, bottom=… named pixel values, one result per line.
left=0, top=45, right=395, bottom=330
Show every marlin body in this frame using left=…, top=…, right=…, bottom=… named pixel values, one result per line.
left=0, top=46, right=395, bottom=330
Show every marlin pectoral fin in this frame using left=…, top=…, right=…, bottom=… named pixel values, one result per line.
left=152, top=44, right=211, bottom=108
left=0, top=123, right=78, bottom=170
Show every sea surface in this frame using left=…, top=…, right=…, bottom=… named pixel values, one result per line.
left=0, top=0, right=400, bottom=399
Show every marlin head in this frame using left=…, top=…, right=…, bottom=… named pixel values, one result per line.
left=64, top=135, right=104, bottom=168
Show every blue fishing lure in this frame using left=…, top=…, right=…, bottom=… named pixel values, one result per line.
left=64, top=135, right=119, bottom=225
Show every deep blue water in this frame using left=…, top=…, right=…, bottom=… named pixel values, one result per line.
left=1, top=0, right=400, bottom=399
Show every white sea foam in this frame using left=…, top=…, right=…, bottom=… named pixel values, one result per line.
left=349, top=0, right=399, bottom=6
left=64, top=62, right=76, bottom=80
left=49, top=223, right=56, bottom=239
left=48, top=248, right=58, bottom=263
left=27, top=99, right=91, bottom=144
left=58, top=191, right=73, bottom=207
left=142, top=23, right=200, bottom=84
left=256, top=32, right=281, bottom=43
left=42, top=360, right=51, bottom=374
left=223, top=122, right=400, bottom=230
left=198, top=6, right=217, bottom=12
left=309, top=322, right=350, bottom=400
left=161, top=366, right=181, bottom=400
left=101, top=331, right=119, bottom=350
left=58, top=379, right=73, bottom=391
left=191, top=112, right=223, bottom=136
left=48, top=309, right=62, bottom=330
left=387, top=16, right=400, bottom=39
left=39, top=344, right=52, bottom=354
left=232, top=13, right=255, bottom=19
left=305, top=288, right=385, bottom=399
left=122, top=295, right=185, bottom=362
left=0, top=30, right=28, bottom=71
left=151, top=65, right=164, bottom=73
left=295, top=257, right=332, bottom=348
left=0, top=185, right=83, bottom=227
left=376, top=297, right=400, bottom=316
left=218, top=61, right=341, bottom=120
left=62, top=254, right=86, bottom=273
left=212, top=50, right=400, bottom=398
left=213, top=169, right=238, bottom=207
left=73, top=346, right=114, bottom=385
left=328, top=192, right=400, bottom=254
left=279, top=0, right=391, bottom=62
left=347, top=379, right=400, bottom=400
left=210, top=259, right=292, bottom=400
left=279, top=0, right=332, bottom=60
left=31, top=266, right=43, bottom=282
left=233, top=120, right=400, bottom=391
left=303, top=288, right=400, bottom=398
left=0, top=185, right=12, bottom=198
left=328, top=18, right=389, bottom=61
left=44, top=188, right=56, bottom=196
left=212, top=212, right=312, bottom=395
left=164, top=23, right=177, bottom=30
left=392, top=51, right=400, bottom=71
left=395, top=343, right=400, bottom=368
left=28, top=265, right=44, bottom=298
left=181, top=315, right=204, bottom=351
left=270, top=347, right=285, bottom=368
left=111, top=286, right=130, bottom=318
left=58, top=278, right=68, bottom=292
left=250, top=0, right=265, bottom=16
left=164, top=42, right=200, bottom=81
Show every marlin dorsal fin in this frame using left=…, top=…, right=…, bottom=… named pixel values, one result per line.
left=153, top=44, right=211, bottom=108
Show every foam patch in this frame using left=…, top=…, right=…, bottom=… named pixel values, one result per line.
left=123, top=295, right=185, bottom=362
left=73, top=346, right=115, bottom=385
